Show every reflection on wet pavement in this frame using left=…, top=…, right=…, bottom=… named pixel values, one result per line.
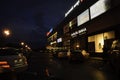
left=48, top=57, right=119, bottom=80
left=0, top=52, right=119, bottom=80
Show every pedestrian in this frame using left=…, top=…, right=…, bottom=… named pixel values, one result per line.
left=102, top=43, right=109, bottom=65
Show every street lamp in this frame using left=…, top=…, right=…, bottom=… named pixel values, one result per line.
left=76, top=44, right=80, bottom=48
left=21, top=42, right=25, bottom=46
left=3, top=29, right=10, bottom=37
left=25, top=45, right=28, bottom=48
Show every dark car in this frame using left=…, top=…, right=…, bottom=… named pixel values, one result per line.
left=0, top=47, right=28, bottom=74
left=68, top=50, right=89, bottom=63
left=52, top=50, right=68, bottom=59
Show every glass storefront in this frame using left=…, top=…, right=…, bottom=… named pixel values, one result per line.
left=88, top=31, right=115, bottom=53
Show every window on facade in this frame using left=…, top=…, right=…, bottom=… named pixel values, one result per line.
left=88, top=31, right=115, bottom=53
left=69, top=18, right=77, bottom=29
left=88, top=35, right=95, bottom=42
left=63, top=24, right=69, bottom=33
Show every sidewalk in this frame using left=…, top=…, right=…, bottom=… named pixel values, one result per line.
left=86, top=57, right=119, bottom=80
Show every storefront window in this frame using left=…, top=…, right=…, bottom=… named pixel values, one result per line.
left=88, top=31, right=115, bottom=53
left=95, top=33, right=104, bottom=52
left=88, top=35, right=95, bottom=42
left=104, top=31, right=115, bottom=40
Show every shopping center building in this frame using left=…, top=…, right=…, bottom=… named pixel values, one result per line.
left=47, top=0, right=120, bottom=56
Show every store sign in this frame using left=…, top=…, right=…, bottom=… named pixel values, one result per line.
left=65, top=0, right=80, bottom=17
left=46, top=28, right=53, bottom=36
left=50, top=41, right=57, bottom=45
left=77, top=9, right=89, bottom=26
left=57, top=38, right=62, bottom=43
left=71, top=31, right=78, bottom=37
left=71, top=28, right=87, bottom=37
left=78, top=28, right=86, bottom=34
left=90, top=0, right=111, bottom=19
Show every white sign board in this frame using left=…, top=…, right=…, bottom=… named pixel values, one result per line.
left=90, top=0, right=111, bottom=19
left=77, top=9, right=89, bottom=26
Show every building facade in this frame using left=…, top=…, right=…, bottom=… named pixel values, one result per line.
left=47, top=0, right=120, bottom=56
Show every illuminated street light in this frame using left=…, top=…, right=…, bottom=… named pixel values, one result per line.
left=3, top=29, right=10, bottom=37
left=25, top=45, right=28, bottom=48
left=28, top=47, right=31, bottom=50
left=76, top=44, right=80, bottom=48
left=21, top=42, right=24, bottom=45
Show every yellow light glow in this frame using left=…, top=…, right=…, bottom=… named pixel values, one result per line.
left=4, top=30, right=10, bottom=36
left=21, top=42, right=24, bottom=45
left=69, top=22, right=72, bottom=27
left=76, top=44, right=80, bottom=48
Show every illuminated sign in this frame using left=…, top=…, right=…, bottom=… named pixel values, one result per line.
left=50, top=41, right=57, bottom=45
left=65, top=0, right=80, bottom=17
left=57, top=38, right=62, bottom=43
left=71, top=31, right=78, bottom=37
left=78, top=28, right=86, bottom=34
left=90, top=0, right=111, bottom=19
left=71, top=28, right=87, bottom=37
left=49, top=28, right=53, bottom=33
left=46, top=28, right=53, bottom=36
left=46, top=32, right=50, bottom=36
left=77, top=9, right=89, bottom=26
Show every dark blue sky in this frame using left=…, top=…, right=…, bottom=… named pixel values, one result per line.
left=0, top=0, right=77, bottom=48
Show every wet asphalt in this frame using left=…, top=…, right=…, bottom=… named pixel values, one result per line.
left=0, top=52, right=119, bottom=80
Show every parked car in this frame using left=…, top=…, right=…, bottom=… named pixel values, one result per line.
left=68, top=50, right=89, bottom=63
left=108, top=39, right=120, bottom=75
left=57, top=50, right=68, bottom=59
left=0, top=47, right=28, bottom=74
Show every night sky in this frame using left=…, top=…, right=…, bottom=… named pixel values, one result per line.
left=0, top=0, right=77, bottom=49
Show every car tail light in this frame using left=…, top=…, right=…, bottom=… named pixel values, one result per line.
left=0, top=61, right=7, bottom=64
left=0, top=61, right=10, bottom=68
left=1, top=65, right=10, bottom=68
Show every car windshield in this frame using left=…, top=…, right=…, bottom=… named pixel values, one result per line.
left=0, top=48, right=19, bottom=56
